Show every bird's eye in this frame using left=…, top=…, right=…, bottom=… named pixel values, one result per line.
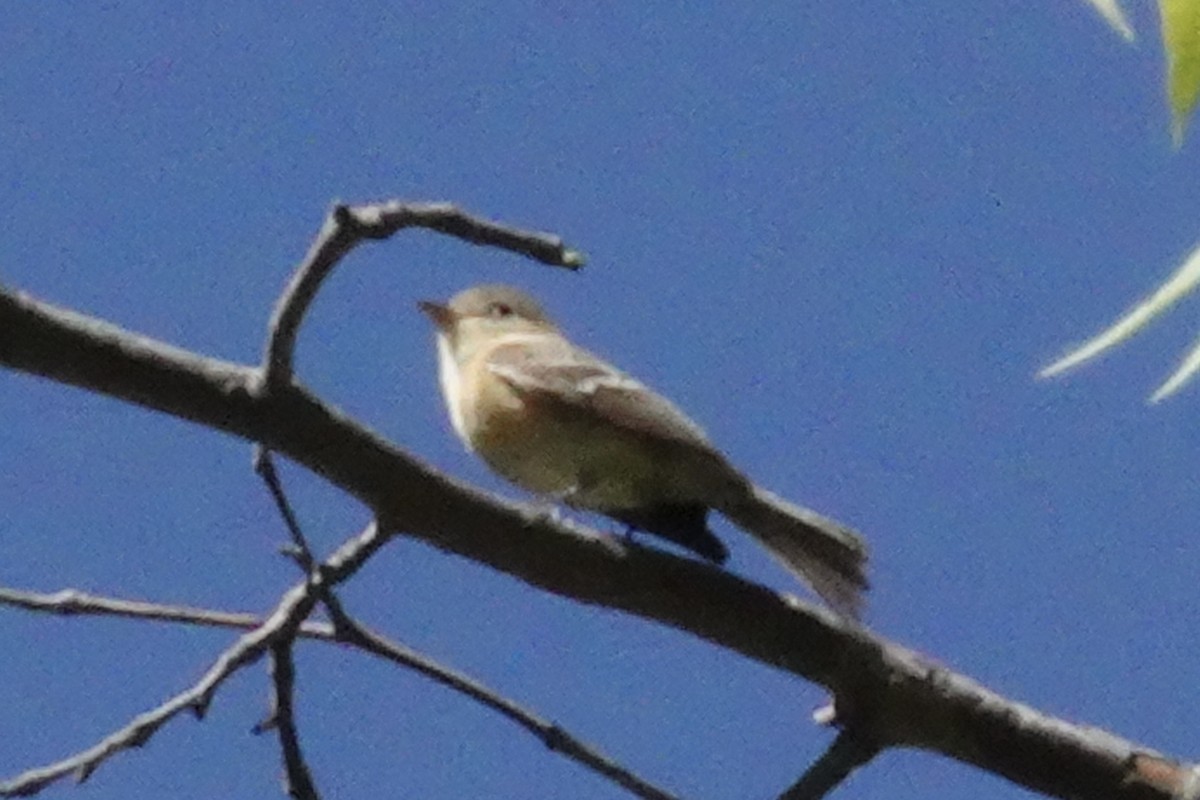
left=488, top=302, right=513, bottom=318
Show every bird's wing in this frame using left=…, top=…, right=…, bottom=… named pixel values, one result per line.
left=484, top=339, right=718, bottom=454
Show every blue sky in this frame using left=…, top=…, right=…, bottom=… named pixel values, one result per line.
left=3, top=3, right=1198, bottom=798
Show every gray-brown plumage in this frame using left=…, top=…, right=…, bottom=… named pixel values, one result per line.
left=420, top=285, right=869, bottom=618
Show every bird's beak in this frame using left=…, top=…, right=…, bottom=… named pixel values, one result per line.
left=417, top=300, right=456, bottom=331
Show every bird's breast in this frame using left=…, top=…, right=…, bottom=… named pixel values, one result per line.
left=462, top=375, right=713, bottom=510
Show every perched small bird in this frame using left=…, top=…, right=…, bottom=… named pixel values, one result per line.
left=419, top=285, right=868, bottom=617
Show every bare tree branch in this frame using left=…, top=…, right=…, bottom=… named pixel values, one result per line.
left=246, top=454, right=324, bottom=800
left=0, top=288, right=850, bottom=679
left=777, top=730, right=878, bottom=800
left=257, top=644, right=321, bottom=800
left=0, top=586, right=333, bottom=637
left=255, top=445, right=680, bottom=800
left=3, top=279, right=1198, bottom=800
left=0, top=280, right=874, bottom=783
left=0, top=585, right=681, bottom=800
left=262, top=202, right=584, bottom=388
left=254, top=446, right=318, bottom=569
left=3, top=264, right=1200, bottom=795
left=0, top=523, right=389, bottom=798
left=324, top=601, right=681, bottom=800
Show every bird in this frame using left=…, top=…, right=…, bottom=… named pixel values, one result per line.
left=418, top=284, right=868, bottom=617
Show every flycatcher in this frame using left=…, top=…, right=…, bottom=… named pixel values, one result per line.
left=419, top=285, right=868, bottom=617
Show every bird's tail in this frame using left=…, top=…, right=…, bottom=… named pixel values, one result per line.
left=720, top=486, right=869, bottom=619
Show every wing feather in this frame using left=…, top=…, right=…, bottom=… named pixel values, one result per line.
left=484, top=339, right=716, bottom=454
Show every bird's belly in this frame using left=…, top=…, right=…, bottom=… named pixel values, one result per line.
left=469, top=394, right=699, bottom=511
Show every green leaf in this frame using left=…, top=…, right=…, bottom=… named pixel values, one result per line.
left=1161, top=0, right=1200, bottom=143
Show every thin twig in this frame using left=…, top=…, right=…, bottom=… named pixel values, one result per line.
left=248, top=449, right=324, bottom=800
left=258, top=644, right=320, bottom=800
left=0, top=582, right=313, bottom=797
left=327, top=603, right=680, bottom=800
left=253, top=447, right=342, bottom=619
left=777, top=730, right=879, bottom=800
left=250, top=447, right=677, bottom=800
left=252, top=445, right=339, bottom=800
left=262, top=202, right=585, bottom=389
left=254, top=446, right=317, bottom=570
left=0, top=584, right=681, bottom=800
left=0, top=586, right=333, bottom=637
left=252, top=446, right=356, bottom=639
left=0, top=523, right=388, bottom=798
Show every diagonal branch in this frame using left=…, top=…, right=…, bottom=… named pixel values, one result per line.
left=324, top=602, right=681, bottom=800
left=3, top=286, right=1200, bottom=798
left=0, top=284, right=855, bottom=683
